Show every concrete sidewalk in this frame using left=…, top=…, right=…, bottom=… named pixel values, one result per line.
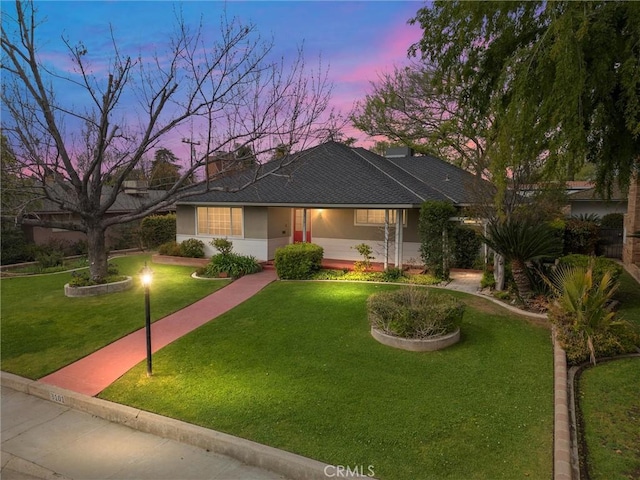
left=1, top=384, right=287, bottom=480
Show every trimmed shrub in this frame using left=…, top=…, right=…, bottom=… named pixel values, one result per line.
left=140, top=214, right=176, bottom=249
left=557, top=254, right=623, bottom=284
left=600, top=213, right=624, bottom=228
left=382, top=267, right=405, bottom=282
left=419, top=201, right=456, bottom=279
left=35, top=250, right=64, bottom=269
left=158, top=241, right=182, bottom=256
left=564, top=218, right=599, bottom=255
left=452, top=225, right=482, bottom=269
left=274, top=242, right=324, bottom=280
left=204, top=253, right=261, bottom=279
left=211, top=238, right=234, bottom=255
left=368, top=288, right=464, bottom=339
left=180, top=238, right=205, bottom=258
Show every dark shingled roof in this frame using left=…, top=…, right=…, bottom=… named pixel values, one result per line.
left=180, top=141, right=489, bottom=207
left=568, top=184, right=625, bottom=202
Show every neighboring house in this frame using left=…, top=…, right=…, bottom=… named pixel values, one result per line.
left=176, top=141, right=490, bottom=267
left=567, top=184, right=627, bottom=218
left=22, top=182, right=174, bottom=248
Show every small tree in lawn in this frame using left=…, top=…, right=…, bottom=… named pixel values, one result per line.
left=1, top=0, right=332, bottom=282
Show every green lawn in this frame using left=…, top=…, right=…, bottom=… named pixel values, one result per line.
left=579, top=358, right=640, bottom=480
left=101, top=282, right=553, bottom=480
left=0, top=254, right=229, bottom=378
left=616, top=270, right=640, bottom=327
left=577, top=271, right=640, bottom=480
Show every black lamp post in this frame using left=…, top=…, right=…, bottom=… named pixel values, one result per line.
left=140, top=263, right=153, bottom=377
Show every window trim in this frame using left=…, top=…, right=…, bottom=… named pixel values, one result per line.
left=196, top=206, right=244, bottom=237
left=354, top=209, right=407, bottom=227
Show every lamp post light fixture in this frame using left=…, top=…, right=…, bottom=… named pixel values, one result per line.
left=140, top=263, right=153, bottom=377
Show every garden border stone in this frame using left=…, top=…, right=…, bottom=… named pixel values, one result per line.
left=370, top=327, right=460, bottom=352
left=64, top=276, right=133, bottom=297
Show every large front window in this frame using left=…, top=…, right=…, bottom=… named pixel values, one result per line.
left=355, top=209, right=406, bottom=226
left=197, top=207, right=243, bottom=236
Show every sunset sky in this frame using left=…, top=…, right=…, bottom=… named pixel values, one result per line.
left=3, top=1, right=424, bottom=160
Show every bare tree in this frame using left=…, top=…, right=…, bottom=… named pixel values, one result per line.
left=352, top=63, right=491, bottom=178
left=1, top=1, right=332, bottom=281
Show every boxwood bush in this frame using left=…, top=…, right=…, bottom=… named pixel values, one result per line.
left=367, top=288, right=465, bottom=339
left=274, top=243, right=324, bottom=279
left=180, top=238, right=205, bottom=258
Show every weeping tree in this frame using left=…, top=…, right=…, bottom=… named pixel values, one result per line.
left=410, top=1, right=640, bottom=201
left=1, top=1, right=332, bottom=282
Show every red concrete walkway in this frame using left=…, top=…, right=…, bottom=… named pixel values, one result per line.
left=40, top=269, right=278, bottom=396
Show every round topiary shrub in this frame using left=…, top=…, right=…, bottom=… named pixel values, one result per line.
left=180, top=238, right=205, bottom=258
left=367, top=288, right=464, bottom=340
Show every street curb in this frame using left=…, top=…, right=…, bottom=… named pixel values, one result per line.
left=1, top=372, right=335, bottom=480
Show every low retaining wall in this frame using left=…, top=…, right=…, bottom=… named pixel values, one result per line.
left=152, top=255, right=209, bottom=268
left=64, top=276, right=133, bottom=297
left=553, top=328, right=573, bottom=480
left=371, top=327, right=460, bottom=352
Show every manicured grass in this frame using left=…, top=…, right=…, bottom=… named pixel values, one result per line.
left=579, top=358, right=640, bottom=480
left=102, top=282, right=553, bottom=480
left=616, top=270, right=640, bottom=327
left=0, top=254, right=229, bottom=379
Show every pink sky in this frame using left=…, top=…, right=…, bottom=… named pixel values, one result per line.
left=3, top=1, right=426, bottom=163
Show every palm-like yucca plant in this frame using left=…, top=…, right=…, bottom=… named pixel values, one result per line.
left=547, top=263, right=619, bottom=365
left=484, top=219, right=562, bottom=302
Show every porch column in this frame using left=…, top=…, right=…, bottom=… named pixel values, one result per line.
left=394, top=209, right=403, bottom=268
left=384, top=210, right=389, bottom=270
left=302, top=208, right=307, bottom=243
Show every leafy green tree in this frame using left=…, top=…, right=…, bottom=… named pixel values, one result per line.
left=410, top=1, right=640, bottom=197
left=149, top=148, right=181, bottom=190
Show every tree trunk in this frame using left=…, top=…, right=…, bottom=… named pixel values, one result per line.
left=511, top=259, right=533, bottom=302
left=494, top=253, right=505, bottom=291
left=87, top=226, right=109, bottom=282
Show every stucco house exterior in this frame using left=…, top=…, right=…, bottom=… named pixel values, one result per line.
left=567, top=184, right=627, bottom=218
left=176, top=141, right=490, bottom=267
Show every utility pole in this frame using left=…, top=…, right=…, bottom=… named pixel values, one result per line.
left=182, top=137, right=201, bottom=182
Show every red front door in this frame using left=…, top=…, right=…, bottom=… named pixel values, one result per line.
left=293, top=208, right=311, bottom=243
